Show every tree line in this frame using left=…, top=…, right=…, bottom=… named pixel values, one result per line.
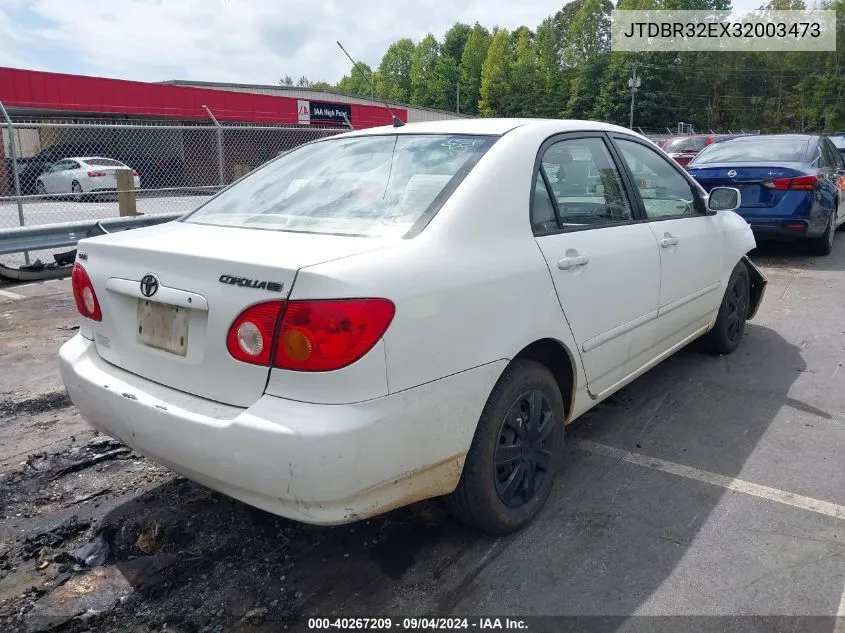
left=282, top=0, right=845, bottom=133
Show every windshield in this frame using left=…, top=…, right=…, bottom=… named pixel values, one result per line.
left=184, top=134, right=496, bottom=238
left=830, top=136, right=845, bottom=150
left=691, top=137, right=809, bottom=164
left=664, top=137, right=708, bottom=153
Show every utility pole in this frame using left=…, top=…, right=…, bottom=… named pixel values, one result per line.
left=628, top=66, right=641, bottom=130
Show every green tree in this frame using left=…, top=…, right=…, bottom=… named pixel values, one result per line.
left=279, top=75, right=294, bottom=87
left=411, top=34, right=441, bottom=106
left=459, top=24, right=492, bottom=115
left=443, top=23, right=472, bottom=64
left=336, top=62, right=375, bottom=98
left=509, top=27, right=541, bottom=116
left=375, top=38, right=415, bottom=102
left=430, top=55, right=460, bottom=111
left=479, top=30, right=512, bottom=116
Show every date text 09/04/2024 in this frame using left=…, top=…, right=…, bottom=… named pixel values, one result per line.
left=307, top=618, right=529, bottom=630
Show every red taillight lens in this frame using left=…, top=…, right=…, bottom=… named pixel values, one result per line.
left=155, top=160, right=164, bottom=168
left=87, top=171, right=106, bottom=177
left=274, top=299, right=395, bottom=372
left=71, top=263, right=102, bottom=321
left=764, top=175, right=818, bottom=190
left=132, top=170, right=139, bottom=177
left=226, top=301, right=284, bottom=366
left=226, top=298, right=395, bottom=370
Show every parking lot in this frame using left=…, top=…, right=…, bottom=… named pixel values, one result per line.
left=0, top=238, right=844, bottom=632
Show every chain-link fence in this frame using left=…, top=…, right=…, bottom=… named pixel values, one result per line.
left=0, top=113, right=342, bottom=268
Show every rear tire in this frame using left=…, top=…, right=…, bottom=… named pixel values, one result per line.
left=35, top=181, right=46, bottom=196
left=808, top=211, right=836, bottom=256
left=445, top=359, right=564, bottom=534
left=702, top=262, right=750, bottom=355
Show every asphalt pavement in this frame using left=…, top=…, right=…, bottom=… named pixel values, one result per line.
left=0, top=237, right=843, bottom=632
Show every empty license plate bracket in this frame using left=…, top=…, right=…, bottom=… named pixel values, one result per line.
left=137, top=299, right=190, bottom=356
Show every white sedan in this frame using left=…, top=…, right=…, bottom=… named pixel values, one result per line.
left=60, top=119, right=767, bottom=534
left=36, top=156, right=140, bottom=196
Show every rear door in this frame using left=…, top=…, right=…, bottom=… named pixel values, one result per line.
left=611, top=135, right=725, bottom=354
left=819, top=138, right=845, bottom=223
left=532, top=133, right=661, bottom=397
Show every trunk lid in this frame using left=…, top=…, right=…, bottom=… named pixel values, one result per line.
left=77, top=221, right=394, bottom=407
left=687, top=163, right=809, bottom=208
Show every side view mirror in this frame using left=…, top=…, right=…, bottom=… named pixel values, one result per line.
left=707, top=186, right=741, bottom=213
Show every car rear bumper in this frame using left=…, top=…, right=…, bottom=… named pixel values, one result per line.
left=59, top=334, right=502, bottom=525
left=742, top=217, right=811, bottom=240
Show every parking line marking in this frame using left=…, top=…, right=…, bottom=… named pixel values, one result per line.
left=0, top=289, right=24, bottom=300
left=574, top=439, right=845, bottom=521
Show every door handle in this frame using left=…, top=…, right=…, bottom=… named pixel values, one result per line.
left=558, top=255, right=590, bottom=270
left=659, top=236, right=679, bottom=248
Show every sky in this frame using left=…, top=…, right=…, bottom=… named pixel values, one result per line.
left=0, top=0, right=765, bottom=86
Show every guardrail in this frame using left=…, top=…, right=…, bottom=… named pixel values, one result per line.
left=0, top=213, right=183, bottom=256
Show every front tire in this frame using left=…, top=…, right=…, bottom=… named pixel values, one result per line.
left=702, top=261, right=750, bottom=355
left=445, top=359, right=564, bottom=534
left=808, top=210, right=836, bottom=256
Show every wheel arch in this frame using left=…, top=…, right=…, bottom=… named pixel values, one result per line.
left=510, top=338, right=577, bottom=423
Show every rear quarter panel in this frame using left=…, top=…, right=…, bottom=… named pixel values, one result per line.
left=289, top=125, right=588, bottom=403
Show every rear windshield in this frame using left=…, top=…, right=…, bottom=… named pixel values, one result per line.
left=664, top=137, right=708, bottom=152
left=691, top=137, right=809, bottom=164
left=86, top=158, right=125, bottom=167
left=184, top=134, right=496, bottom=238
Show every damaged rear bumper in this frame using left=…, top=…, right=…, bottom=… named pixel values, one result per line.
left=59, top=334, right=503, bottom=525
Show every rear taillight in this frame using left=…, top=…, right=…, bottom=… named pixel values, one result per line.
left=226, top=301, right=284, bottom=366
left=87, top=171, right=106, bottom=177
left=226, top=298, right=395, bottom=371
left=764, top=175, right=818, bottom=190
left=71, top=263, right=102, bottom=322
left=132, top=170, right=139, bottom=177
left=155, top=160, right=164, bottom=168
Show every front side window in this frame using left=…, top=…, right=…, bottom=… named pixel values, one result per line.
left=184, top=134, right=496, bottom=238
left=615, top=139, right=697, bottom=219
left=532, top=137, right=633, bottom=232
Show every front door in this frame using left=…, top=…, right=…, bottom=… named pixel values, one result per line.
left=532, top=134, right=661, bottom=397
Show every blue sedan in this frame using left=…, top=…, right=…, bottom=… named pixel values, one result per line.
left=687, top=134, right=845, bottom=255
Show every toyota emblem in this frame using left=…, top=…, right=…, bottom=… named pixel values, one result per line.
left=727, top=170, right=737, bottom=178
left=140, top=274, right=159, bottom=298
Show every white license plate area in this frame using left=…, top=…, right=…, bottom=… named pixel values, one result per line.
left=137, top=299, right=190, bottom=356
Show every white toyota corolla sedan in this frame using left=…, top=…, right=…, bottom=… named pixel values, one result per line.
left=60, top=119, right=767, bottom=534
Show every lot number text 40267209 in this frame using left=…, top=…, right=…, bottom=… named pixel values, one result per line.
left=307, top=618, right=529, bottom=630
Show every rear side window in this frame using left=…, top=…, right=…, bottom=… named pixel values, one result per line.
left=86, top=158, right=124, bottom=167
left=532, top=137, right=633, bottom=233
left=185, top=134, right=496, bottom=238
left=820, top=140, right=840, bottom=168
left=664, top=137, right=708, bottom=153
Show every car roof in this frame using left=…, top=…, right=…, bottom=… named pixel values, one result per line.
left=332, top=118, right=637, bottom=139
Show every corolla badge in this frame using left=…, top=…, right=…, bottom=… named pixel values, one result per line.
left=140, top=274, right=160, bottom=297
left=727, top=170, right=738, bottom=178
